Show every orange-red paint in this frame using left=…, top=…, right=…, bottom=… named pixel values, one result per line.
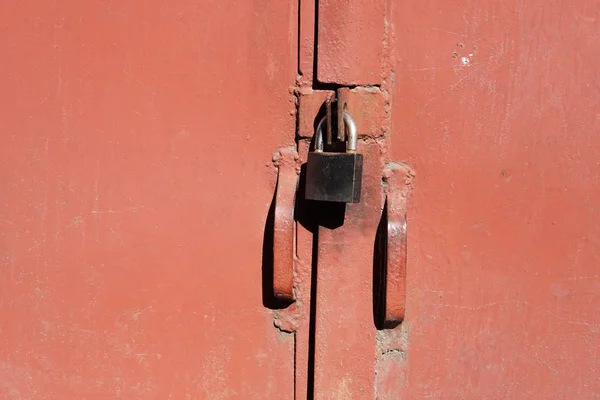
left=1, top=0, right=598, bottom=398
left=0, top=0, right=297, bottom=398
left=390, top=0, right=600, bottom=398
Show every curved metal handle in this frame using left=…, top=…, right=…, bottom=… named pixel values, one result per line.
left=381, top=163, right=413, bottom=327
left=272, top=148, right=299, bottom=301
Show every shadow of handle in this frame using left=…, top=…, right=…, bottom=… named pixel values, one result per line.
left=273, top=148, right=299, bottom=301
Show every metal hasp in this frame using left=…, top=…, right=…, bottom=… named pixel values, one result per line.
left=305, top=112, right=363, bottom=203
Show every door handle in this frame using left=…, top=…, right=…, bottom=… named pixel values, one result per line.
left=380, top=163, right=413, bottom=327
left=272, top=148, right=299, bottom=301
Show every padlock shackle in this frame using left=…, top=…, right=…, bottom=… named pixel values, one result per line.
left=315, top=112, right=358, bottom=153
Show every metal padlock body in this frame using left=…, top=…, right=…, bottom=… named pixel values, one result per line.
left=305, top=151, right=363, bottom=202
left=305, top=113, right=363, bottom=203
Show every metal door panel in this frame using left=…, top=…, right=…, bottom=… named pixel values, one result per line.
left=0, top=1, right=296, bottom=398
left=390, top=0, right=600, bottom=398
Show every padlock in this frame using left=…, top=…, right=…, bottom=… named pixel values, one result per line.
left=305, top=112, right=363, bottom=203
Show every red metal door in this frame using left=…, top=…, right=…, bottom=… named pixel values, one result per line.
left=294, top=0, right=599, bottom=398
left=2, top=0, right=599, bottom=399
left=0, top=1, right=297, bottom=398
left=387, top=0, right=600, bottom=398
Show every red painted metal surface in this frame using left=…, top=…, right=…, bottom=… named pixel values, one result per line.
left=390, top=0, right=600, bottom=398
left=313, top=142, right=381, bottom=399
left=297, top=89, right=334, bottom=139
left=0, top=0, right=297, bottom=398
left=310, top=88, right=392, bottom=398
left=2, top=0, right=599, bottom=398
left=297, top=0, right=316, bottom=87
left=291, top=140, right=318, bottom=400
left=316, top=0, right=387, bottom=85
